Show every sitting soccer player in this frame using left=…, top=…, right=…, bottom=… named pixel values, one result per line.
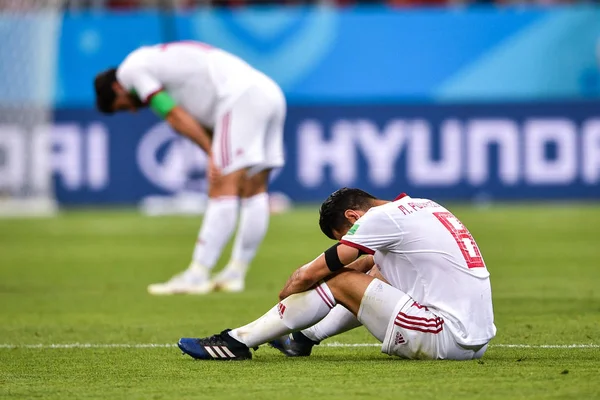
left=178, top=188, right=496, bottom=360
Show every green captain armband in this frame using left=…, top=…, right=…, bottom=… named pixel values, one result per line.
left=149, top=91, right=177, bottom=119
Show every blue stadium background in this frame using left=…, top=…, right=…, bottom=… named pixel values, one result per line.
left=14, top=6, right=600, bottom=203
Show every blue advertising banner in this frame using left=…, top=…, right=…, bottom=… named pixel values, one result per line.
left=45, top=102, right=600, bottom=205
left=278, top=102, right=600, bottom=202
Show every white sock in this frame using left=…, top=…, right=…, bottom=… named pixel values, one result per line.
left=227, top=192, right=270, bottom=277
left=192, top=196, right=239, bottom=270
left=229, top=282, right=336, bottom=348
left=301, top=304, right=362, bottom=343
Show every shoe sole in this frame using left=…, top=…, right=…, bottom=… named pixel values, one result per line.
left=268, top=340, right=312, bottom=357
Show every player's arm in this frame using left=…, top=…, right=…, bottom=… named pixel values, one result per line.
left=117, top=62, right=213, bottom=155
left=346, top=254, right=375, bottom=273
left=149, top=94, right=212, bottom=155
left=278, top=243, right=362, bottom=301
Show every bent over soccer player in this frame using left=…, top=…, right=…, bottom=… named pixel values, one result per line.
left=178, top=188, right=497, bottom=360
left=94, top=41, right=286, bottom=295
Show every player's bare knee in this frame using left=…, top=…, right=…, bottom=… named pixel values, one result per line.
left=241, top=169, right=270, bottom=198
left=325, top=269, right=373, bottom=315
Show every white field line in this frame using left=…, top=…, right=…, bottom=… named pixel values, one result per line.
left=0, top=342, right=598, bottom=349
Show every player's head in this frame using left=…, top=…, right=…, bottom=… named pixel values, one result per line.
left=94, top=68, right=143, bottom=114
left=319, top=187, right=378, bottom=240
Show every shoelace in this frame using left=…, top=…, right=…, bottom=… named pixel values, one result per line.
left=200, top=334, right=227, bottom=346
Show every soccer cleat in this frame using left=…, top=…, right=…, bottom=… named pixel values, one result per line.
left=147, top=263, right=214, bottom=295
left=212, top=278, right=244, bottom=293
left=178, top=329, right=252, bottom=360
left=211, top=267, right=246, bottom=293
left=269, top=332, right=318, bottom=357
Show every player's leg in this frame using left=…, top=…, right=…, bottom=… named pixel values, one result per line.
left=177, top=269, right=381, bottom=360
left=302, top=265, right=388, bottom=339
left=269, top=304, right=360, bottom=357
left=146, top=168, right=246, bottom=295
left=325, top=273, right=476, bottom=360
left=271, top=265, right=387, bottom=356
left=303, top=305, right=360, bottom=343
left=211, top=169, right=271, bottom=292
left=178, top=267, right=487, bottom=360
left=382, top=298, right=488, bottom=360
left=147, top=99, right=262, bottom=295
left=213, top=83, right=286, bottom=292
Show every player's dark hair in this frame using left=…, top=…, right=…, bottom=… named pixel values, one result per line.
left=319, top=187, right=378, bottom=240
left=94, top=68, right=118, bottom=114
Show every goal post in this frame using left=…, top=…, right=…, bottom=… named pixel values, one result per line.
left=0, top=0, right=64, bottom=216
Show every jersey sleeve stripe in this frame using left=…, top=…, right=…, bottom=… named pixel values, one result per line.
left=339, top=240, right=375, bottom=255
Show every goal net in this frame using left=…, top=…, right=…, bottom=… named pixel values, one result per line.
left=0, top=0, right=63, bottom=217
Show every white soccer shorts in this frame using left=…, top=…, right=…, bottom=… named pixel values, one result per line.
left=357, top=279, right=489, bottom=360
left=212, top=81, right=286, bottom=177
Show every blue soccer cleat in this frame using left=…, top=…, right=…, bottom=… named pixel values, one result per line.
left=178, top=329, right=252, bottom=360
left=269, top=332, right=318, bottom=357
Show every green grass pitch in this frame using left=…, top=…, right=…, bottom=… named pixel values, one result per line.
left=1, top=204, right=599, bottom=399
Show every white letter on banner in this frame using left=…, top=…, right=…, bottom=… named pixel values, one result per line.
left=51, top=124, right=83, bottom=190
left=86, top=123, right=109, bottom=190
left=0, top=125, right=25, bottom=192
left=582, top=119, right=600, bottom=185
left=31, top=125, right=53, bottom=193
left=407, top=119, right=461, bottom=186
left=298, top=120, right=356, bottom=187
left=354, top=119, right=406, bottom=187
left=467, top=119, right=520, bottom=186
left=524, top=119, right=577, bottom=185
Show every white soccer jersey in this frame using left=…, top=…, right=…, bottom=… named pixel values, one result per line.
left=116, top=41, right=272, bottom=127
left=340, top=194, right=496, bottom=346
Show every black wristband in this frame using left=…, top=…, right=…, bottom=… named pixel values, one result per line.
left=324, top=243, right=344, bottom=272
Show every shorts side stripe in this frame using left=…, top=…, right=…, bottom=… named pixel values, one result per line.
left=397, top=312, right=441, bottom=323
left=394, top=322, right=444, bottom=334
left=220, top=112, right=231, bottom=167
left=395, top=316, right=443, bottom=329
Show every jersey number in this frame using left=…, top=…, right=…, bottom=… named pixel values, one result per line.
left=433, top=212, right=484, bottom=269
